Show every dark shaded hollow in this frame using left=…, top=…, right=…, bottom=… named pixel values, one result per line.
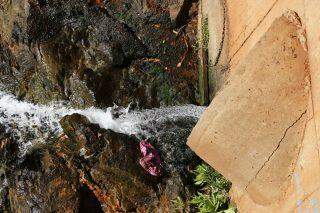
left=78, top=185, right=103, bottom=213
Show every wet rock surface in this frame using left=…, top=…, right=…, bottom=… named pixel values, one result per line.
left=0, top=0, right=199, bottom=108
left=0, top=0, right=202, bottom=212
left=0, top=114, right=200, bottom=212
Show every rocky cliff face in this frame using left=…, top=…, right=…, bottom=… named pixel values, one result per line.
left=0, top=0, right=199, bottom=109
left=0, top=0, right=203, bottom=212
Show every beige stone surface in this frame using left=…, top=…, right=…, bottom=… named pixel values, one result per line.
left=189, top=0, right=320, bottom=212
left=168, top=0, right=184, bottom=23
left=227, top=0, right=305, bottom=70
left=206, top=0, right=229, bottom=98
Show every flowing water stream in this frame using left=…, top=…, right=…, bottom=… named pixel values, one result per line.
left=0, top=91, right=205, bottom=156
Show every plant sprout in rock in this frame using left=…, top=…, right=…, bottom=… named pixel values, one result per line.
left=191, top=163, right=236, bottom=213
left=194, top=163, right=230, bottom=190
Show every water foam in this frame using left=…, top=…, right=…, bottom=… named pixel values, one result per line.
left=0, top=92, right=205, bottom=155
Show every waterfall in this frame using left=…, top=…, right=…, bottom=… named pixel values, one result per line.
left=0, top=91, right=205, bottom=155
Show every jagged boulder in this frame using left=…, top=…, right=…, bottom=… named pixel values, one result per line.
left=0, top=113, right=200, bottom=212
left=58, top=113, right=200, bottom=211
left=0, top=0, right=199, bottom=108
left=0, top=0, right=202, bottom=211
left=8, top=147, right=81, bottom=213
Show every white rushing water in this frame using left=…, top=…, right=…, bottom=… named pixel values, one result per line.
left=0, top=91, right=205, bottom=155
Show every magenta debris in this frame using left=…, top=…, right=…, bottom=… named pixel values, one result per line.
left=139, top=140, right=163, bottom=176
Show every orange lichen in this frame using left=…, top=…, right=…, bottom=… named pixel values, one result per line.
left=91, top=0, right=105, bottom=9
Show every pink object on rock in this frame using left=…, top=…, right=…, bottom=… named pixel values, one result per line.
left=139, top=140, right=163, bottom=176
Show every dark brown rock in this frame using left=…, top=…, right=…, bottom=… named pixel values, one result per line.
left=0, top=111, right=200, bottom=212
left=8, top=148, right=80, bottom=213
left=0, top=0, right=202, bottom=211
left=58, top=113, right=200, bottom=211
left=0, top=0, right=199, bottom=108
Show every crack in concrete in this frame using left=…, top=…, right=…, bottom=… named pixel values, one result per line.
left=245, top=109, right=307, bottom=190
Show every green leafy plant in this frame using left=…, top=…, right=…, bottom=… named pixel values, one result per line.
left=172, top=196, right=185, bottom=212
left=191, top=163, right=236, bottom=213
left=194, top=164, right=231, bottom=191
left=190, top=189, right=227, bottom=213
